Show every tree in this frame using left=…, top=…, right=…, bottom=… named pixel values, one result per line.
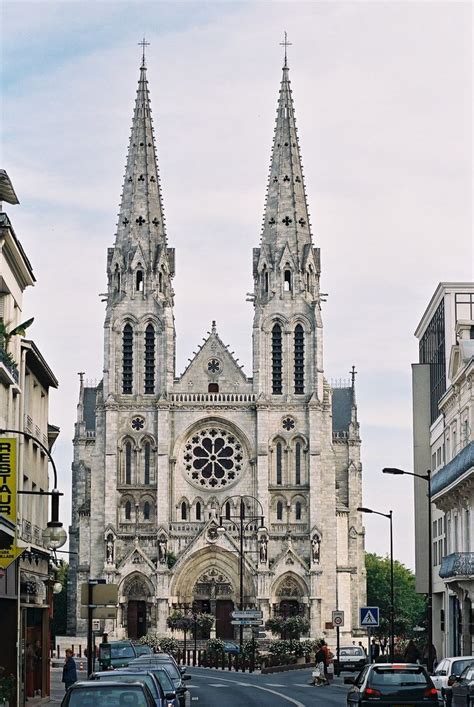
left=366, top=552, right=426, bottom=641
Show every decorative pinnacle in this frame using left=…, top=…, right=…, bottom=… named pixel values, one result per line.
left=351, top=365, right=357, bottom=388
left=280, top=31, right=292, bottom=68
left=138, top=37, right=150, bottom=68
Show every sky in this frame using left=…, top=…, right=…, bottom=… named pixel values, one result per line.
left=1, top=0, right=472, bottom=570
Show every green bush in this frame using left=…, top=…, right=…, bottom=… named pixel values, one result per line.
left=196, top=613, right=215, bottom=633
left=207, top=638, right=225, bottom=655
left=158, top=637, right=179, bottom=655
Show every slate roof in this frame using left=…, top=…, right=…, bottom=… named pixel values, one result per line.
left=332, top=387, right=353, bottom=432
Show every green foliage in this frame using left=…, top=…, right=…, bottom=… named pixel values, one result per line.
left=0, top=669, right=15, bottom=702
left=265, top=615, right=309, bottom=639
left=166, top=551, right=177, bottom=569
left=138, top=632, right=161, bottom=650
left=51, top=563, right=68, bottom=639
left=265, top=616, right=285, bottom=636
left=167, top=611, right=193, bottom=632
left=196, top=613, right=214, bottom=632
left=366, top=552, right=427, bottom=640
left=158, top=637, right=179, bottom=655
left=207, top=638, right=225, bottom=655
left=0, top=317, right=34, bottom=350
left=268, top=639, right=304, bottom=660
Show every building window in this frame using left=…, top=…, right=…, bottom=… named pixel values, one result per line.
left=295, top=442, right=301, bottom=485
left=181, top=502, right=187, bottom=520
left=276, top=501, right=283, bottom=521
left=125, top=501, right=131, bottom=520
left=295, top=501, right=302, bottom=520
left=272, top=324, right=283, bottom=394
left=196, top=502, right=201, bottom=521
left=125, top=442, right=132, bottom=484
left=284, top=269, right=292, bottom=292
left=294, top=324, right=304, bottom=394
left=208, top=383, right=219, bottom=393
left=455, top=292, right=474, bottom=321
left=225, top=502, right=231, bottom=520
left=136, top=269, right=144, bottom=292
left=159, top=271, right=163, bottom=292
left=122, top=324, right=133, bottom=394
left=144, top=442, right=151, bottom=484
left=419, top=298, right=446, bottom=424
left=144, top=324, right=155, bottom=394
left=276, top=442, right=282, bottom=485
left=143, top=501, right=150, bottom=520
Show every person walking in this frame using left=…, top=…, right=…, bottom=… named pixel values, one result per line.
left=62, top=649, right=77, bottom=692
left=312, top=643, right=329, bottom=686
left=370, top=639, right=380, bottom=662
left=404, top=639, right=420, bottom=664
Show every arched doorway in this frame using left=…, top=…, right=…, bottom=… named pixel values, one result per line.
left=122, top=573, right=152, bottom=639
left=272, top=574, right=308, bottom=637
left=193, top=568, right=234, bottom=639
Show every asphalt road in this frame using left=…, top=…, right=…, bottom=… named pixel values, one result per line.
left=186, top=667, right=350, bottom=706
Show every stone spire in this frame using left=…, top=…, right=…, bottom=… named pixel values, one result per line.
left=114, top=59, right=168, bottom=262
left=259, top=60, right=313, bottom=266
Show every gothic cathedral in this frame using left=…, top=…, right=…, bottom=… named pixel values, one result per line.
left=68, top=51, right=366, bottom=642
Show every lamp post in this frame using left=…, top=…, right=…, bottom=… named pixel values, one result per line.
left=358, top=506, right=394, bottom=661
left=383, top=467, right=433, bottom=671
left=217, top=495, right=266, bottom=650
left=0, top=428, right=67, bottom=549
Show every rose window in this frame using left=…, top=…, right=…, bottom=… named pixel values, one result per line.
left=183, top=427, right=244, bottom=489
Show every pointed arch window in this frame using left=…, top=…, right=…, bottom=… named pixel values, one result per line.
left=125, top=500, right=131, bottom=520
left=261, top=266, right=269, bottom=295
left=295, top=501, right=302, bottom=520
left=125, top=442, right=132, bottom=484
left=143, top=501, right=150, bottom=520
left=159, top=271, right=163, bottom=293
left=144, top=324, right=155, bottom=394
left=272, top=323, right=283, bottom=394
left=276, top=442, right=283, bottom=485
left=295, top=442, right=301, bottom=485
left=122, top=324, right=133, bottom=394
left=144, top=442, right=151, bottom=484
left=136, top=269, right=144, bottom=292
left=196, top=502, right=202, bottom=521
left=284, top=269, right=292, bottom=292
left=181, top=501, right=187, bottom=520
left=276, top=501, right=283, bottom=521
left=294, top=324, right=304, bottom=394
left=115, top=265, right=121, bottom=293
left=225, top=502, right=231, bottom=521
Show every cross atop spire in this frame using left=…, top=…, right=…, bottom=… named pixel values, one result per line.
left=138, top=37, right=150, bottom=67
left=280, top=31, right=292, bottom=68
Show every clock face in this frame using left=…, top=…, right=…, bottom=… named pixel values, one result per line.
left=183, top=426, right=245, bottom=489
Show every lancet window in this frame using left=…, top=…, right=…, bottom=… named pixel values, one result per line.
left=181, top=501, right=188, bottom=520
left=272, top=323, right=283, bottom=394
left=144, top=442, right=151, bottom=484
left=144, top=324, right=155, bottom=394
left=122, top=324, right=133, bottom=394
left=196, top=502, right=202, bottom=521
left=277, top=501, right=283, bottom=521
left=125, top=442, right=132, bottom=484
left=143, top=501, right=150, bottom=520
left=295, top=442, right=301, bottom=485
left=276, top=442, right=283, bottom=485
left=125, top=500, right=132, bottom=520
left=136, top=268, right=144, bottom=292
left=294, top=324, right=304, bottom=394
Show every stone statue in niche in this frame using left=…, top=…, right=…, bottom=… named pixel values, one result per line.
left=311, top=534, right=321, bottom=564
left=158, top=535, right=167, bottom=564
left=259, top=535, right=268, bottom=564
left=106, top=534, right=114, bottom=564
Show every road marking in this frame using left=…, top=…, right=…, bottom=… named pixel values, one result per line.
left=265, top=683, right=285, bottom=687
left=292, top=684, right=313, bottom=688
left=190, top=673, right=306, bottom=707
left=191, top=698, right=199, bottom=702
left=208, top=684, right=227, bottom=687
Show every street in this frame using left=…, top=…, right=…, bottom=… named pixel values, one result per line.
left=49, top=666, right=351, bottom=706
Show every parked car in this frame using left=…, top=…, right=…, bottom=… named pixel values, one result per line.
left=106, top=640, right=138, bottom=669
left=222, top=641, right=240, bottom=655
left=335, top=646, right=367, bottom=672
left=345, top=663, right=438, bottom=706
left=451, top=664, right=474, bottom=706
left=60, top=680, right=155, bottom=706
left=90, top=669, right=178, bottom=707
left=128, top=656, right=190, bottom=707
left=431, top=656, right=474, bottom=705
left=133, top=643, right=154, bottom=657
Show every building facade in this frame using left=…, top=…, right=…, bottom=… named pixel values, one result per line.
left=413, top=283, right=474, bottom=659
left=68, top=55, right=366, bottom=642
left=0, top=170, right=59, bottom=705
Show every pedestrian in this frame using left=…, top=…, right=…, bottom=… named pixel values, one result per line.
left=320, top=639, right=333, bottom=679
left=358, top=641, right=367, bottom=656
left=422, top=642, right=437, bottom=672
left=62, top=649, right=77, bottom=692
left=312, top=643, right=328, bottom=686
left=404, top=639, right=420, bottom=664
left=370, top=639, right=380, bottom=662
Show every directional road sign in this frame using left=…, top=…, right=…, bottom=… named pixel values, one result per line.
left=332, top=610, right=344, bottom=627
left=360, top=606, right=379, bottom=627
left=81, top=583, right=118, bottom=605
left=81, top=606, right=117, bottom=620
left=231, top=610, right=263, bottom=619
left=231, top=619, right=264, bottom=626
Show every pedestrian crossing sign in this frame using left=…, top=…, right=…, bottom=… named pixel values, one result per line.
left=360, top=606, right=379, bottom=627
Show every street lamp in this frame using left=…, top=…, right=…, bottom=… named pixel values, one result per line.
left=383, top=467, right=433, bottom=671
left=358, top=506, right=394, bottom=661
left=217, top=495, right=266, bottom=650
left=0, top=428, right=67, bottom=549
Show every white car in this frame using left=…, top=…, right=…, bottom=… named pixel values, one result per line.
left=431, top=656, right=474, bottom=705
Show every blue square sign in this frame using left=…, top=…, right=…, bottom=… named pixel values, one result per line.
left=360, top=606, right=379, bottom=627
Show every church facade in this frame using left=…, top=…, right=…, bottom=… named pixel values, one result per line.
left=67, top=52, right=366, bottom=642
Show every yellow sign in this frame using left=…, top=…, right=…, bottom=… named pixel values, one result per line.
left=0, top=438, right=22, bottom=568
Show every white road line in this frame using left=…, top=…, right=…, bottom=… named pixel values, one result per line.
left=191, top=698, right=199, bottom=702
left=190, top=673, right=306, bottom=707
left=265, top=683, right=285, bottom=687
left=208, top=684, right=227, bottom=687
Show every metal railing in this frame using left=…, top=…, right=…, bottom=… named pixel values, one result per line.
left=439, top=552, right=474, bottom=579
left=169, top=392, right=256, bottom=404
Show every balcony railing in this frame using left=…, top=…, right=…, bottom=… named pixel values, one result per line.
left=169, top=392, right=256, bottom=404
left=0, top=347, right=19, bottom=384
left=439, top=552, right=474, bottom=579
left=431, top=441, right=474, bottom=497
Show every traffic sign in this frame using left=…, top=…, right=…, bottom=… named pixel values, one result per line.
left=332, top=610, right=344, bottom=627
left=92, top=619, right=101, bottom=631
left=231, top=610, right=263, bottom=619
left=81, top=583, right=118, bottom=605
left=231, top=619, right=264, bottom=626
left=360, top=606, right=379, bottom=627
left=80, top=606, right=117, bottom=620
left=252, top=631, right=266, bottom=639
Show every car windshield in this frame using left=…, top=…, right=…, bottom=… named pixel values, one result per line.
left=146, top=668, right=175, bottom=692
left=111, top=644, right=135, bottom=659
left=68, top=685, right=148, bottom=706
left=95, top=674, right=158, bottom=698
left=453, top=660, right=474, bottom=675
left=369, top=667, right=428, bottom=687
left=133, top=660, right=180, bottom=680
left=134, top=645, right=153, bottom=656
left=340, top=648, right=363, bottom=656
